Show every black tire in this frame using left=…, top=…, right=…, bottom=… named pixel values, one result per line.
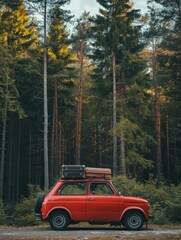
left=124, top=211, right=144, bottom=230
left=49, top=211, right=70, bottom=230
left=35, top=193, right=45, bottom=214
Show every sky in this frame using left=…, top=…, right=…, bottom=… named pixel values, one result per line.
left=64, top=0, right=148, bottom=18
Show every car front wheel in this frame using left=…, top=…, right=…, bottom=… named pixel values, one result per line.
left=124, top=211, right=144, bottom=230
left=49, top=211, right=70, bottom=230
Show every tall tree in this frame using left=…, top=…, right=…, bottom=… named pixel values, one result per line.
left=47, top=5, right=75, bottom=181
left=144, top=5, right=163, bottom=184
left=26, top=0, right=71, bottom=189
left=0, top=45, right=22, bottom=200
left=0, top=0, right=38, bottom=200
left=142, top=0, right=181, bottom=184
left=71, top=11, right=92, bottom=165
left=43, top=0, right=49, bottom=190
left=147, top=0, right=181, bottom=183
left=92, top=0, right=145, bottom=176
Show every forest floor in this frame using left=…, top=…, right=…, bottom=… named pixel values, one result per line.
left=0, top=224, right=181, bottom=240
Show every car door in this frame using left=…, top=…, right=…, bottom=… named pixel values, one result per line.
left=87, top=182, right=121, bottom=221
left=56, top=181, right=87, bottom=221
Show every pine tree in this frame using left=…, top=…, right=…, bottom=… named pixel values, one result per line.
left=0, top=0, right=39, bottom=56
left=25, top=0, right=71, bottom=189
left=47, top=5, right=75, bottom=182
left=143, top=4, right=163, bottom=185
left=147, top=0, right=181, bottom=183
left=92, top=0, right=150, bottom=176
left=71, top=11, right=92, bottom=165
left=0, top=0, right=39, bottom=200
left=0, top=45, right=25, bottom=200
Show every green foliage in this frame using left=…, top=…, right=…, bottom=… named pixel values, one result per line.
left=111, top=118, right=154, bottom=178
left=0, top=1, right=39, bottom=54
left=4, top=184, right=43, bottom=226
left=0, top=200, right=7, bottom=225
left=11, top=198, right=38, bottom=226
left=164, top=184, right=181, bottom=223
left=27, top=184, right=43, bottom=198
left=113, top=177, right=181, bottom=224
left=0, top=45, right=24, bottom=119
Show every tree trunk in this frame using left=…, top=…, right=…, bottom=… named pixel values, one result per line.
left=16, top=121, right=21, bottom=200
left=173, top=119, right=179, bottom=182
left=59, top=120, right=62, bottom=168
left=151, top=36, right=162, bottom=185
left=0, top=86, right=8, bottom=200
left=155, top=93, right=161, bottom=185
left=43, top=0, right=49, bottom=189
left=118, top=72, right=126, bottom=176
left=7, top=120, right=13, bottom=202
left=50, top=79, right=60, bottom=182
left=55, top=79, right=59, bottom=178
left=166, top=115, right=170, bottom=181
left=28, top=128, right=32, bottom=184
left=36, top=133, right=41, bottom=185
left=75, top=42, right=84, bottom=165
left=112, top=51, right=117, bottom=176
left=120, top=133, right=126, bottom=175
left=50, top=96, right=55, bottom=184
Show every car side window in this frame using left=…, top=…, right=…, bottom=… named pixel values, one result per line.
left=58, top=182, right=87, bottom=195
left=90, top=182, right=114, bottom=195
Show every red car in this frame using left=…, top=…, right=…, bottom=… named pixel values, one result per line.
left=35, top=166, right=150, bottom=231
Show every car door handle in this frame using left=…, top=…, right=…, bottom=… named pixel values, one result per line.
left=87, top=197, right=95, bottom=201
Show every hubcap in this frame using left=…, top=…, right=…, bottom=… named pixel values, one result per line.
left=129, top=215, right=141, bottom=228
left=53, top=215, right=66, bottom=228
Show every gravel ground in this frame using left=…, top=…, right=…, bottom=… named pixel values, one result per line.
left=0, top=225, right=181, bottom=239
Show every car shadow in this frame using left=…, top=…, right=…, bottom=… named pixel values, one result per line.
left=62, top=225, right=151, bottom=232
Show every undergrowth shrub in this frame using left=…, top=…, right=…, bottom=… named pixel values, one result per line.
left=164, top=184, right=181, bottom=223
left=0, top=200, right=7, bottom=225
left=5, top=184, right=43, bottom=226
left=12, top=198, right=38, bottom=226
left=113, top=176, right=181, bottom=225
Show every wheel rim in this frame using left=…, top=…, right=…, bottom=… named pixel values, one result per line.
left=52, top=214, right=66, bottom=228
left=128, top=214, right=141, bottom=229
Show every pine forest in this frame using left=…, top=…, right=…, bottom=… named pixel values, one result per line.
left=0, top=0, right=181, bottom=203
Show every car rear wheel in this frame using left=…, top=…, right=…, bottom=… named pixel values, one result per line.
left=124, top=211, right=144, bottom=230
left=49, top=211, right=70, bottom=230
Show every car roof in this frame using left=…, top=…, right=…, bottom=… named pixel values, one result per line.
left=58, top=178, right=112, bottom=182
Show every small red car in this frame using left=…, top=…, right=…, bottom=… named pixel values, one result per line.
left=35, top=166, right=150, bottom=231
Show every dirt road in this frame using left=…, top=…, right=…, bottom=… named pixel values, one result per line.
left=0, top=225, right=181, bottom=239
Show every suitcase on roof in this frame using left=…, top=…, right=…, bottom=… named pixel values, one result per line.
left=85, top=167, right=111, bottom=179
left=61, top=165, right=85, bottom=179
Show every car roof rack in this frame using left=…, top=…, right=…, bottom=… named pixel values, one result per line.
left=61, top=165, right=112, bottom=180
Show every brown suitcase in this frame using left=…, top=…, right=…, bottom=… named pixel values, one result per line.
left=85, top=167, right=111, bottom=179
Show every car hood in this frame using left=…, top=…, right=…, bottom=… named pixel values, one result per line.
left=120, top=196, right=148, bottom=204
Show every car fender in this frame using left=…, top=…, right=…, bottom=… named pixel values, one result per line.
left=120, top=206, right=146, bottom=220
left=43, top=206, right=72, bottom=220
